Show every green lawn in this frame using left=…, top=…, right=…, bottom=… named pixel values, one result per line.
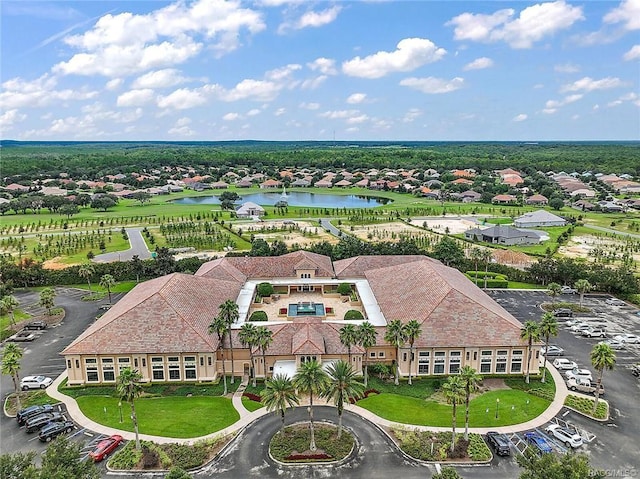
left=357, top=389, right=551, bottom=427
left=241, top=396, right=264, bottom=411
left=76, top=395, right=239, bottom=438
left=507, top=281, right=543, bottom=289
left=1, top=309, right=31, bottom=330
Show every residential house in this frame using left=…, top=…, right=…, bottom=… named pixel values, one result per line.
left=236, top=202, right=266, bottom=217
left=492, top=194, right=518, bottom=204
left=513, top=210, right=566, bottom=228
left=524, top=194, right=548, bottom=206
left=465, top=225, right=541, bottom=245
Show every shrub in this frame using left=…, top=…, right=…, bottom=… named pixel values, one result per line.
left=256, top=282, right=274, bottom=297
left=165, top=467, right=192, bottom=479
left=142, top=445, right=159, bottom=469
left=163, top=443, right=207, bottom=471
left=433, top=467, right=463, bottom=479
left=243, top=392, right=262, bottom=402
left=285, top=453, right=332, bottom=461
left=564, top=394, right=607, bottom=419
left=344, top=310, right=364, bottom=320
left=249, top=311, right=268, bottom=321
left=337, top=283, right=352, bottom=295
left=468, top=434, right=492, bottom=461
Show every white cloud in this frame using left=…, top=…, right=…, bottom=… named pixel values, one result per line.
left=399, top=76, right=464, bottom=94
left=0, top=74, right=98, bottom=109
left=295, top=6, right=342, bottom=30
left=608, top=91, right=639, bottom=107
left=346, top=93, right=367, bottom=104
left=543, top=93, right=583, bottom=113
left=554, top=63, right=580, bottom=73
left=168, top=117, right=194, bottom=136
left=513, top=113, right=528, bottom=122
left=117, top=89, right=155, bottom=107
left=266, top=64, right=302, bottom=81
left=561, top=76, right=625, bottom=92
left=447, top=1, right=584, bottom=49
left=319, top=109, right=359, bottom=119
left=623, top=44, right=640, bottom=60
left=346, top=114, right=369, bottom=125
left=402, top=108, right=422, bottom=123
left=0, top=109, right=27, bottom=128
left=223, top=112, right=241, bottom=121
left=217, top=79, right=282, bottom=102
left=603, top=0, right=640, bottom=31
left=299, top=102, right=320, bottom=110
left=132, top=69, right=189, bottom=88
left=463, top=57, right=494, bottom=71
left=247, top=108, right=262, bottom=116
left=157, top=86, right=210, bottom=109
left=342, top=38, right=446, bottom=79
left=274, top=108, right=286, bottom=116
left=106, top=78, right=124, bottom=90
left=307, top=58, right=337, bottom=75
left=300, top=75, right=328, bottom=90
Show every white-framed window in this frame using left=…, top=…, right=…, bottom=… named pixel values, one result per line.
left=480, top=350, right=492, bottom=373
left=449, top=351, right=461, bottom=374
left=184, top=356, right=196, bottom=380
left=118, top=357, right=130, bottom=373
left=102, top=358, right=115, bottom=382
left=370, top=351, right=376, bottom=358
left=378, top=351, right=385, bottom=358
left=511, top=358, right=522, bottom=373
left=168, top=356, right=180, bottom=380
left=418, top=351, right=430, bottom=374
left=151, top=357, right=164, bottom=381
left=434, top=351, right=446, bottom=374
left=496, top=351, right=508, bottom=373
left=85, top=358, right=99, bottom=382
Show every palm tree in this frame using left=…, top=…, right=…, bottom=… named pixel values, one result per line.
left=99, top=274, right=116, bottom=303
left=116, top=367, right=143, bottom=450
left=590, top=343, right=615, bottom=415
left=402, top=320, right=422, bottom=385
left=384, top=320, right=406, bottom=385
left=478, top=249, right=492, bottom=289
left=575, top=279, right=592, bottom=308
left=239, top=323, right=258, bottom=387
left=459, top=366, right=482, bottom=441
left=520, top=320, right=540, bottom=384
left=293, top=359, right=330, bottom=451
left=469, top=248, right=483, bottom=286
left=218, top=300, right=239, bottom=384
left=322, top=360, right=364, bottom=438
left=255, top=326, right=273, bottom=379
left=261, top=374, right=299, bottom=432
left=1, top=343, right=23, bottom=410
left=547, top=282, right=562, bottom=306
left=357, top=322, right=377, bottom=387
left=538, top=313, right=558, bottom=383
left=78, top=263, right=95, bottom=292
left=339, top=324, right=358, bottom=363
left=442, top=375, right=465, bottom=452
left=39, top=287, right=56, bottom=316
left=0, top=295, right=19, bottom=326
left=208, top=315, right=229, bottom=395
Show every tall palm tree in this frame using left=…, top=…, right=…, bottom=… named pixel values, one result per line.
left=255, top=326, right=273, bottom=379
left=218, top=300, right=239, bottom=384
left=39, top=288, right=56, bottom=316
left=116, top=367, right=143, bottom=450
left=402, top=320, right=422, bottom=385
left=442, top=375, right=465, bottom=452
left=357, top=321, right=377, bottom=387
left=478, top=249, right=492, bottom=289
left=538, top=313, right=558, bottom=383
left=1, top=343, right=23, bottom=410
left=261, top=374, right=299, bottom=432
left=547, top=282, right=562, bottom=306
left=520, top=320, right=540, bottom=384
left=78, top=263, right=95, bottom=292
left=590, top=343, right=615, bottom=415
left=384, top=319, right=406, bottom=385
left=293, top=360, right=330, bottom=451
left=208, top=315, right=229, bottom=395
left=239, top=323, right=259, bottom=387
left=575, top=279, right=592, bottom=308
left=322, top=360, right=364, bottom=438
left=469, top=247, right=484, bottom=286
left=459, top=366, right=482, bottom=441
left=339, top=324, right=358, bottom=363
left=0, top=295, right=19, bottom=326
left=99, top=274, right=116, bottom=303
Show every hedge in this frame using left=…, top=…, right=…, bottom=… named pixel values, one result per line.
left=466, top=271, right=509, bottom=288
left=248, top=311, right=268, bottom=321
left=344, top=310, right=364, bottom=320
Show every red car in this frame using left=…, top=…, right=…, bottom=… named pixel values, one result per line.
left=88, top=434, right=123, bottom=462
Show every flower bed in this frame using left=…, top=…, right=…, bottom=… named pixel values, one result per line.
left=242, top=392, right=262, bottom=403
left=564, top=394, right=608, bottom=419
left=391, top=428, right=492, bottom=462
left=270, top=423, right=354, bottom=463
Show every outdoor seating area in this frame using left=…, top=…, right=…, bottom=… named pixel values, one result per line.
left=250, top=291, right=361, bottom=322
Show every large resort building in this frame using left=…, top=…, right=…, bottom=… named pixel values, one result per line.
left=62, top=251, right=540, bottom=385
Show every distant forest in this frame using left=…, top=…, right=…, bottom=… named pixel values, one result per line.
left=1, top=140, right=639, bottom=179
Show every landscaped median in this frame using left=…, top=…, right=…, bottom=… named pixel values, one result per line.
left=564, top=394, right=609, bottom=420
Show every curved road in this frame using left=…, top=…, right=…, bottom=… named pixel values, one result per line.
left=92, top=227, right=152, bottom=263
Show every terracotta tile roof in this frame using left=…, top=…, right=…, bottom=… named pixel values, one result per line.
left=194, top=258, right=247, bottom=282
left=62, top=274, right=242, bottom=355
left=292, top=320, right=326, bottom=354
left=334, top=255, right=426, bottom=278
left=223, top=251, right=335, bottom=278
left=265, top=319, right=364, bottom=356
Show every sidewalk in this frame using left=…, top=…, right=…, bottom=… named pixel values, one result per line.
left=47, top=364, right=571, bottom=445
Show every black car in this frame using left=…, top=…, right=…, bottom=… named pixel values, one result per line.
left=486, top=431, right=511, bottom=456
left=16, top=404, right=54, bottom=426
left=553, top=308, right=573, bottom=318
left=24, top=412, right=64, bottom=433
left=38, top=420, right=75, bottom=442
left=24, top=320, right=47, bottom=330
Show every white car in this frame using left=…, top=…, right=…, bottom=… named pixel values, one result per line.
left=553, top=358, right=578, bottom=370
left=614, top=334, right=640, bottom=344
left=541, top=345, right=565, bottom=357
left=561, top=286, right=577, bottom=294
left=20, top=375, right=53, bottom=391
left=545, top=424, right=584, bottom=448
left=599, top=339, right=624, bottom=350
left=606, top=298, right=626, bottom=306
left=565, top=368, right=593, bottom=382
left=570, top=323, right=591, bottom=333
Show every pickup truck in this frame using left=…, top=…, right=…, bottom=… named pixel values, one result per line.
left=567, top=377, right=605, bottom=395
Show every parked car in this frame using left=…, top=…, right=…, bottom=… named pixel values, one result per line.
left=16, top=404, right=54, bottom=426
left=541, top=345, right=564, bottom=357
left=582, top=327, right=607, bottom=338
left=605, top=298, right=626, bottom=306
left=25, top=412, right=64, bottom=433
left=486, top=431, right=511, bottom=456
left=23, top=320, right=47, bottom=330
left=613, top=334, right=640, bottom=344
left=98, top=304, right=112, bottom=311
left=553, top=358, right=578, bottom=370
left=8, top=330, right=36, bottom=342
left=20, top=375, right=53, bottom=391
left=561, top=286, right=577, bottom=294
left=598, top=339, right=624, bottom=350
left=570, top=323, right=591, bottom=333
left=565, top=368, right=593, bottom=382
left=567, top=377, right=605, bottom=396
left=632, top=364, right=640, bottom=378
left=524, top=432, right=553, bottom=454
left=39, top=420, right=75, bottom=442
left=88, top=434, right=123, bottom=462
left=545, top=424, right=584, bottom=448
left=553, top=308, right=573, bottom=318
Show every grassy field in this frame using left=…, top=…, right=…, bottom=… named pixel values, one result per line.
left=0, top=309, right=31, bottom=330
left=241, top=396, right=264, bottom=411
left=76, top=395, right=239, bottom=438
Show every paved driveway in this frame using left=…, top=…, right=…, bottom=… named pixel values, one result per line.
left=93, top=227, right=152, bottom=262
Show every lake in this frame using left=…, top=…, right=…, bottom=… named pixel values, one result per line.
left=172, top=191, right=391, bottom=208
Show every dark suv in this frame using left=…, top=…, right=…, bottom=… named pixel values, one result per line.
left=25, top=412, right=64, bottom=433
left=486, top=431, right=511, bottom=456
left=39, top=420, right=75, bottom=442
left=16, top=404, right=54, bottom=426
left=24, top=320, right=47, bottom=330
left=553, top=308, right=573, bottom=318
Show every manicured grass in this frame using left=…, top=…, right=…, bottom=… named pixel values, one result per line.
left=362, top=376, right=442, bottom=399
left=76, top=395, right=239, bottom=438
left=507, top=281, right=543, bottom=289
left=357, top=389, right=551, bottom=427
left=60, top=378, right=240, bottom=398
left=1, top=309, right=31, bottom=330
left=5, top=390, right=57, bottom=415
left=241, top=396, right=264, bottom=411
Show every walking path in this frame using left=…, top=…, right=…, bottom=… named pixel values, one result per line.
left=46, top=364, right=573, bottom=445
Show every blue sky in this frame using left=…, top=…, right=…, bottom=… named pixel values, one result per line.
left=1, top=0, right=638, bottom=141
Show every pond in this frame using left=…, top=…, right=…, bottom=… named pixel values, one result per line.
left=172, top=191, right=391, bottom=208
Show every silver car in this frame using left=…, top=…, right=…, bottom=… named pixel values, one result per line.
left=545, top=424, right=583, bottom=448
